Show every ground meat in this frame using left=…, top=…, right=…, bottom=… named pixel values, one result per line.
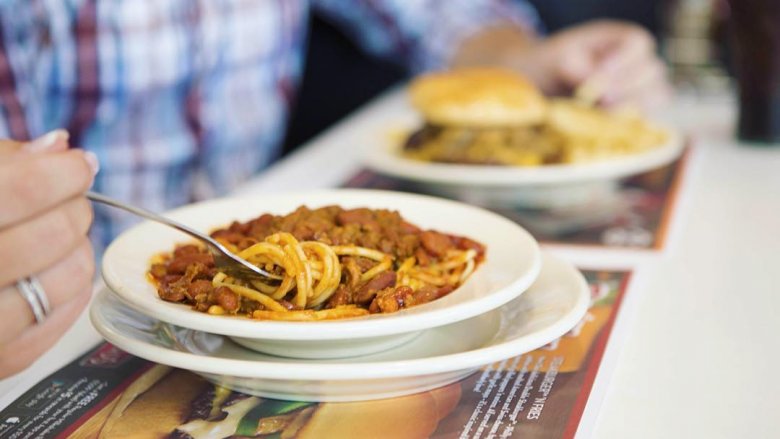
left=216, top=205, right=422, bottom=260
left=353, top=271, right=397, bottom=305
left=149, top=263, right=167, bottom=279
left=159, top=262, right=210, bottom=303
left=209, top=230, right=257, bottom=249
left=188, top=280, right=214, bottom=300
left=211, top=286, right=239, bottom=312
left=400, top=220, right=420, bottom=234
left=337, top=208, right=377, bottom=227
left=354, top=257, right=376, bottom=271
left=454, top=236, right=486, bottom=257
left=166, top=253, right=214, bottom=275
left=161, top=274, right=182, bottom=285
left=395, top=235, right=421, bottom=261
left=246, top=214, right=274, bottom=238
left=152, top=205, right=484, bottom=316
left=369, top=286, right=415, bottom=313
left=326, top=286, right=352, bottom=308
left=420, top=231, right=454, bottom=257
left=415, top=247, right=432, bottom=266
left=341, top=257, right=362, bottom=290
left=173, top=244, right=201, bottom=258
left=159, top=284, right=186, bottom=302
left=413, top=284, right=455, bottom=305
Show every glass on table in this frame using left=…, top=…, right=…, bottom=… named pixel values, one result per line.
left=726, top=0, right=780, bottom=144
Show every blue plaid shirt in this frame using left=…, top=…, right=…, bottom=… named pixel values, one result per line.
left=0, top=0, right=538, bottom=249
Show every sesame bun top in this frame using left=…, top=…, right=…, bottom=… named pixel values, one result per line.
left=408, top=67, right=546, bottom=127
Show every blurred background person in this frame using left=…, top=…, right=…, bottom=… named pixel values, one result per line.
left=286, top=0, right=671, bottom=151
left=0, top=1, right=673, bottom=249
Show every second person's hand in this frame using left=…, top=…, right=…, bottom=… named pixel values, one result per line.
left=453, top=19, right=672, bottom=111
left=515, top=20, right=673, bottom=110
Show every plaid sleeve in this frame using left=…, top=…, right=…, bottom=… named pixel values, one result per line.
left=312, top=0, right=541, bottom=72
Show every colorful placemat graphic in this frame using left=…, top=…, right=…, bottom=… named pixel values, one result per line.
left=0, top=270, right=630, bottom=439
left=431, top=269, right=629, bottom=439
left=344, top=151, right=691, bottom=251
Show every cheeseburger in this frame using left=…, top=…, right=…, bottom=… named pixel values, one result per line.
left=402, top=67, right=668, bottom=166
left=70, top=366, right=462, bottom=439
left=403, top=67, right=555, bottom=166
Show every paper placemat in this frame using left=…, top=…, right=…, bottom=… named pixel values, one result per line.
left=0, top=269, right=633, bottom=439
left=343, top=150, right=692, bottom=252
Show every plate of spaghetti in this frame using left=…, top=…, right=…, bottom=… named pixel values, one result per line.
left=91, top=252, right=589, bottom=401
left=101, top=189, right=542, bottom=358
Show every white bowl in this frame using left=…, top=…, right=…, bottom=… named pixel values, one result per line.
left=92, top=252, right=589, bottom=402
left=361, top=116, right=684, bottom=209
left=101, top=189, right=542, bottom=358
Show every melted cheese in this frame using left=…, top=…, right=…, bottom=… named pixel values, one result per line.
left=176, top=397, right=260, bottom=439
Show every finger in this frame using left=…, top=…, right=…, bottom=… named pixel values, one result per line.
left=554, top=49, right=599, bottom=91
left=602, top=59, right=669, bottom=107
left=0, top=139, right=25, bottom=154
left=23, top=129, right=70, bottom=153
left=0, top=282, right=91, bottom=378
left=550, top=22, right=655, bottom=94
left=592, top=26, right=656, bottom=80
left=0, top=197, right=93, bottom=287
left=0, top=130, right=70, bottom=155
left=581, top=32, right=659, bottom=106
left=0, top=239, right=94, bottom=345
left=0, top=149, right=98, bottom=227
left=621, top=81, right=674, bottom=112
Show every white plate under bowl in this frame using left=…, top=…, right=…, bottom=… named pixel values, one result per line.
left=92, top=252, right=589, bottom=402
left=361, top=114, right=684, bottom=209
left=101, top=189, right=542, bottom=358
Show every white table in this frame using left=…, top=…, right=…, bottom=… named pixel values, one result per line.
left=2, top=88, right=778, bottom=439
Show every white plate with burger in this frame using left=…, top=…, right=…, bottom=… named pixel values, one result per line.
left=362, top=68, right=684, bottom=209
left=91, top=252, right=589, bottom=402
left=100, top=189, right=541, bottom=359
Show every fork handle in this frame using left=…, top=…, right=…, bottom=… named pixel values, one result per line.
left=85, top=191, right=214, bottom=244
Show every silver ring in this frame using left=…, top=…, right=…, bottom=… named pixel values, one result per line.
left=27, top=276, right=51, bottom=315
left=16, top=277, right=50, bottom=324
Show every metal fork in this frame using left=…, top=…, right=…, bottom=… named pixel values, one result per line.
left=86, top=191, right=279, bottom=282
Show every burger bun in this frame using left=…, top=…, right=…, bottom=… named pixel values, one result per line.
left=409, top=67, right=546, bottom=128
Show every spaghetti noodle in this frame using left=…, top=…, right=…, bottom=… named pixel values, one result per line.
left=149, top=205, right=485, bottom=320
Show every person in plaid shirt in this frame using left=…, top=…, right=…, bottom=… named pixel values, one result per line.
left=0, top=0, right=669, bottom=376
